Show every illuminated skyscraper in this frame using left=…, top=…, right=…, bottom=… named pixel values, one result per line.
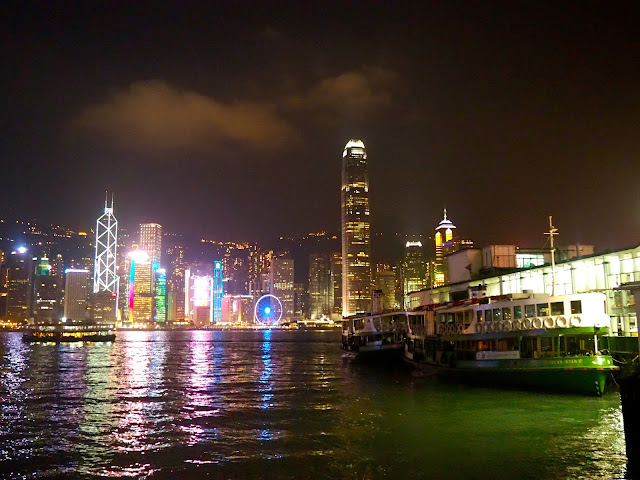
left=270, top=256, right=294, bottom=320
left=166, top=244, right=186, bottom=322
left=33, top=258, right=62, bottom=321
left=213, top=261, right=223, bottom=323
left=434, top=209, right=456, bottom=286
left=128, top=251, right=153, bottom=324
left=331, top=252, right=342, bottom=317
left=403, top=241, right=427, bottom=307
left=64, top=269, right=89, bottom=321
left=140, top=223, right=163, bottom=265
left=341, top=139, right=371, bottom=317
left=309, top=253, right=333, bottom=319
left=93, top=196, right=119, bottom=314
left=5, top=248, right=31, bottom=322
left=154, top=266, right=167, bottom=323
left=185, top=264, right=214, bottom=327
left=375, top=263, right=397, bottom=311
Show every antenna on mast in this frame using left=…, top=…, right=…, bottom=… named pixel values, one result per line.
left=544, top=216, right=559, bottom=295
left=104, top=190, right=108, bottom=209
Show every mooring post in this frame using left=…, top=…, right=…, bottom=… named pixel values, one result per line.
left=618, top=282, right=640, bottom=478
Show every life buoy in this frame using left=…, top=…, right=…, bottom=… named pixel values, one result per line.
left=523, top=318, right=532, bottom=329
left=457, top=324, right=464, bottom=333
left=569, top=316, right=582, bottom=327
left=532, top=317, right=543, bottom=329
left=513, top=319, right=522, bottom=330
left=497, top=321, right=504, bottom=332
left=543, top=317, right=555, bottom=329
left=504, top=320, right=512, bottom=332
left=556, top=316, right=567, bottom=328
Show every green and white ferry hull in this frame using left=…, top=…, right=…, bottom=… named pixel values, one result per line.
left=450, top=354, right=616, bottom=396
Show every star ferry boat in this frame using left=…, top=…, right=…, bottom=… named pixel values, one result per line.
left=405, top=292, right=618, bottom=396
left=22, top=319, right=116, bottom=343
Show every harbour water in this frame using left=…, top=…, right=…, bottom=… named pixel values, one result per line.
left=0, top=330, right=628, bottom=479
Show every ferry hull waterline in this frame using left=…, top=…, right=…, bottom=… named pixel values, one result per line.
left=407, top=353, right=615, bottom=396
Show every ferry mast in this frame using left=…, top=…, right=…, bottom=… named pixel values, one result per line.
left=544, top=216, right=558, bottom=296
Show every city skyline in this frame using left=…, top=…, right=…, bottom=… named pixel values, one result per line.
left=2, top=2, right=639, bottom=251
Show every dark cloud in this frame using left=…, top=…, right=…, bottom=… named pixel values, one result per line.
left=286, top=67, right=398, bottom=115
left=72, top=80, right=297, bottom=154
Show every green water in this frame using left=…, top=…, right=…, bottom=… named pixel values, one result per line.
left=0, top=330, right=628, bottom=479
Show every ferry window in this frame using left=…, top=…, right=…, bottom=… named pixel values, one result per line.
left=570, top=300, right=582, bottom=314
left=502, top=307, right=512, bottom=320
left=477, top=310, right=483, bottom=323
left=447, top=313, right=455, bottom=323
left=525, top=305, right=536, bottom=318
left=536, top=303, right=550, bottom=316
left=513, top=305, right=522, bottom=319
left=550, top=302, right=564, bottom=316
left=540, top=337, right=552, bottom=352
left=456, top=312, right=464, bottom=324
left=493, top=308, right=502, bottom=321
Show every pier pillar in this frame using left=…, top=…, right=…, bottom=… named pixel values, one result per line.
left=618, top=282, right=640, bottom=478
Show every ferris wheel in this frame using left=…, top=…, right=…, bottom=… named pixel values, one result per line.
left=254, top=294, right=283, bottom=326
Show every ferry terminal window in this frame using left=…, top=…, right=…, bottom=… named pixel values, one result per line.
left=537, top=303, right=550, bottom=316
left=570, top=300, right=582, bottom=314
left=525, top=305, right=536, bottom=318
left=513, top=305, right=522, bottom=319
left=551, top=302, right=564, bottom=316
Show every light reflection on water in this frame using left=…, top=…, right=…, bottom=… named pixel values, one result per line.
left=0, top=330, right=629, bottom=479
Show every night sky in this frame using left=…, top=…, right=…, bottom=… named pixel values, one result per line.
left=2, top=1, right=639, bottom=253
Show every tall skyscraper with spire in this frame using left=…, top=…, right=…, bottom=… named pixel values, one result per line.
left=341, top=139, right=371, bottom=317
left=434, top=208, right=456, bottom=286
left=93, top=194, right=119, bottom=318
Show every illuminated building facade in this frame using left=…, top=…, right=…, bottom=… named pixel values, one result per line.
left=93, top=196, right=119, bottom=315
left=167, top=244, right=186, bottom=322
left=270, top=256, right=294, bottom=319
left=309, top=253, right=333, bottom=319
left=140, top=223, right=163, bottom=265
left=5, top=248, right=31, bottom=322
left=64, top=269, right=89, bottom=321
left=403, top=241, right=427, bottom=306
left=33, top=258, right=61, bottom=321
left=213, top=260, right=223, bottom=323
left=434, top=209, right=456, bottom=286
left=154, top=266, right=166, bottom=323
left=185, top=263, right=214, bottom=326
left=341, top=139, right=371, bottom=316
left=128, top=251, right=153, bottom=324
left=223, top=246, right=251, bottom=295
left=375, top=263, right=397, bottom=311
left=331, top=252, right=342, bottom=317
left=221, top=294, right=253, bottom=324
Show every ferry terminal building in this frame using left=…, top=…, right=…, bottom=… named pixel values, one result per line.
left=409, top=243, right=640, bottom=337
